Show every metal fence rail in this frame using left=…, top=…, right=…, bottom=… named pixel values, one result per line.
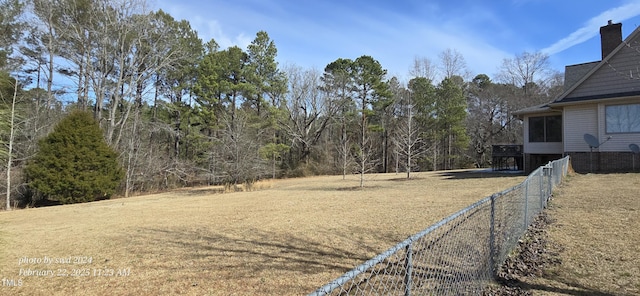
left=309, top=156, right=571, bottom=296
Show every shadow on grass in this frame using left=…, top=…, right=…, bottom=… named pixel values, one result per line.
left=179, top=187, right=225, bottom=196
left=387, top=177, right=426, bottom=182
left=437, top=170, right=525, bottom=180
left=499, top=277, right=624, bottom=296
left=120, top=225, right=402, bottom=279
left=335, top=185, right=385, bottom=191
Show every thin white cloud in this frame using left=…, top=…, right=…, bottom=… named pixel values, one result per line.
left=542, top=2, right=640, bottom=55
left=196, top=17, right=252, bottom=49
left=372, top=12, right=512, bottom=80
left=422, top=28, right=512, bottom=79
left=155, top=0, right=253, bottom=50
left=154, top=0, right=513, bottom=80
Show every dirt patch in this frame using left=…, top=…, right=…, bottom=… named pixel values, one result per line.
left=484, top=212, right=562, bottom=295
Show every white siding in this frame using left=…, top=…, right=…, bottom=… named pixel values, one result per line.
left=522, top=114, right=563, bottom=154
left=564, top=104, right=598, bottom=152
left=524, top=142, right=563, bottom=154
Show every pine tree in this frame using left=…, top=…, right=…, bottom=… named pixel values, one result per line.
left=25, top=110, right=123, bottom=204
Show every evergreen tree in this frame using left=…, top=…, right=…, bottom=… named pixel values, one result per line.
left=435, top=77, right=469, bottom=170
left=351, top=55, right=391, bottom=186
left=25, top=110, right=124, bottom=204
left=0, top=0, right=25, bottom=71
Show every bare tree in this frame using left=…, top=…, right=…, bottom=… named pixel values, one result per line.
left=495, top=51, right=554, bottom=142
left=43, top=0, right=200, bottom=149
left=439, top=48, right=468, bottom=80
left=28, top=0, right=61, bottom=113
left=122, top=106, right=142, bottom=198
left=393, top=82, right=424, bottom=178
left=220, top=112, right=265, bottom=185
left=409, top=56, right=437, bottom=81
left=466, top=74, right=518, bottom=167
left=497, top=51, right=550, bottom=97
left=1, top=77, right=18, bottom=210
left=335, top=123, right=355, bottom=179
left=545, top=70, right=564, bottom=99
left=282, top=65, right=341, bottom=165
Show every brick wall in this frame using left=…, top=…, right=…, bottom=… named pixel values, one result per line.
left=600, top=21, right=622, bottom=59
left=524, top=153, right=563, bottom=174
left=567, top=151, right=640, bottom=173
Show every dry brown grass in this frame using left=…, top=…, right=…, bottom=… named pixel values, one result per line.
left=0, top=170, right=524, bottom=295
left=519, top=173, right=640, bottom=296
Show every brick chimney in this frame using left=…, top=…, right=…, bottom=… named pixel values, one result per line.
left=600, top=20, right=622, bottom=59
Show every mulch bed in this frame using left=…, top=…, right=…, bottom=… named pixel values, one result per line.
left=484, top=212, right=563, bottom=295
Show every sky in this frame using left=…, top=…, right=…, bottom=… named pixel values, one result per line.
left=152, top=0, right=640, bottom=83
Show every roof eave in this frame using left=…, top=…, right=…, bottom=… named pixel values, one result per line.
left=512, top=105, right=562, bottom=120
left=549, top=92, right=640, bottom=107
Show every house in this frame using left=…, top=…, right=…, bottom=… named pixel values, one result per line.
left=515, top=21, right=640, bottom=173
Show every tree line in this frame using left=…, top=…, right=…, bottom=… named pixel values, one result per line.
left=0, top=0, right=563, bottom=207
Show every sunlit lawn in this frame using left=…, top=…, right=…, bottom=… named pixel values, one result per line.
left=0, top=170, right=525, bottom=295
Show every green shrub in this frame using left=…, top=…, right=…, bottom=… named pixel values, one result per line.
left=25, top=110, right=124, bottom=204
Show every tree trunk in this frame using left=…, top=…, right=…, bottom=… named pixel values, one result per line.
left=406, top=149, right=411, bottom=179
left=395, top=150, right=399, bottom=175
left=174, top=110, right=180, bottom=158
left=360, top=99, right=366, bottom=188
left=383, top=129, right=388, bottom=173
left=124, top=107, right=141, bottom=198
left=6, top=80, right=18, bottom=210
left=272, top=153, right=276, bottom=179
left=433, top=139, right=437, bottom=171
left=341, top=122, right=348, bottom=180
left=448, top=126, right=452, bottom=170
left=46, top=18, right=54, bottom=113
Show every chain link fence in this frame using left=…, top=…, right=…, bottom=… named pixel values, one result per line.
left=309, top=156, right=571, bottom=296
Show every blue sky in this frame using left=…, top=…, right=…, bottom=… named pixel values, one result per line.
left=153, top=0, right=640, bottom=82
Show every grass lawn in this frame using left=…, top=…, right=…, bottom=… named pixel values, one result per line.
left=0, top=171, right=525, bottom=295
left=522, top=173, right=640, bottom=295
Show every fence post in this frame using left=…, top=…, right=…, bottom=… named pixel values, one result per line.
left=404, top=243, right=412, bottom=296
left=547, top=164, right=553, bottom=203
left=308, top=157, right=573, bottom=296
left=489, top=194, right=496, bottom=277
left=540, top=167, right=545, bottom=209
left=538, top=167, right=544, bottom=209
left=524, top=178, right=529, bottom=230
left=541, top=163, right=552, bottom=208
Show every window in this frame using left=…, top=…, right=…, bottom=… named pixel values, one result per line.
left=529, top=117, right=545, bottom=142
left=528, top=115, right=562, bottom=142
left=545, top=115, right=562, bottom=142
left=606, top=103, right=640, bottom=133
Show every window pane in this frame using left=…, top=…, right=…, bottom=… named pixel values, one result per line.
left=529, top=117, right=545, bottom=142
left=606, top=104, right=640, bottom=133
left=545, top=116, right=562, bottom=142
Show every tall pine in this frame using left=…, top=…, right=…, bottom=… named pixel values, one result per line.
left=25, top=110, right=123, bottom=204
left=435, top=77, right=468, bottom=170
